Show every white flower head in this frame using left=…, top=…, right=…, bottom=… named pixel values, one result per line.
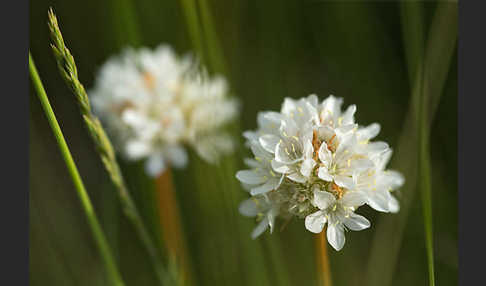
left=236, top=94, right=404, bottom=251
left=90, top=45, right=239, bottom=177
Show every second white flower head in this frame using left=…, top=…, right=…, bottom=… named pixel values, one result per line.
left=236, top=94, right=404, bottom=251
left=90, top=45, right=238, bottom=176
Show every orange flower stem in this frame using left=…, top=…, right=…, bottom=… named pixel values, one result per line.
left=156, top=168, right=192, bottom=285
left=315, top=229, right=332, bottom=286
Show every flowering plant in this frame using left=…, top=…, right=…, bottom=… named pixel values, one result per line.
left=91, top=45, right=238, bottom=176
left=237, top=95, right=404, bottom=250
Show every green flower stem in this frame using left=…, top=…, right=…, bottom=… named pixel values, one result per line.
left=180, top=0, right=205, bottom=61
left=198, top=0, right=227, bottom=75
left=418, top=64, right=435, bottom=286
left=29, top=52, right=125, bottom=286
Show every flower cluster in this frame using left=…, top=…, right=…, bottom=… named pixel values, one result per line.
left=236, top=95, right=404, bottom=251
left=91, top=45, right=238, bottom=177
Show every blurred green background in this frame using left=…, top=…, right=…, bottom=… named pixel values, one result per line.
left=29, top=1, right=457, bottom=286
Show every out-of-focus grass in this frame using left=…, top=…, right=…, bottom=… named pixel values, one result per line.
left=29, top=1, right=457, bottom=286
left=365, top=3, right=457, bottom=286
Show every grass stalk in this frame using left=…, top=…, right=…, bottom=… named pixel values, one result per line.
left=156, top=168, right=193, bottom=285
left=180, top=0, right=205, bottom=60
left=365, top=3, right=457, bottom=285
left=198, top=0, right=227, bottom=75
left=46, top=9, right=170, bottom=285
left=315, top=231, right=332, bottom=286
left=108, top=0, right=141, bottom=47
left=418, top=63, right=435, bottom=286
left=29, top=52, right=125, bottom=286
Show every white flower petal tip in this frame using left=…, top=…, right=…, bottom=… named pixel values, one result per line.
left=239, top=199, right=258, bottom=217
left=327, top=224, right=345, bottom=251
left=305, top=211, right=327, bottom=233
left=235, top=94, right=404, bottom=250
left=343, top=213, right=371, bottom=231
left=90, top=44, right=237, bottom=175
left=145, top=155, right=166, bottom=177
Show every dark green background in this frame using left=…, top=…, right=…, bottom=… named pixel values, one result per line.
left=30, top=1, right=457, bottom=285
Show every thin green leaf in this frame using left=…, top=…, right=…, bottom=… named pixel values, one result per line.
left=29, top=52, right=125, bottom=286
left=419, top=63, right=435, bottom=285
left=365, top=3, right=457, bottom=285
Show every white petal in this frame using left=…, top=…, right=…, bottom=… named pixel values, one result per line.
left=244, top=158, right=260, bottom=168
left=261, top=111, right=284, bottom=127
left=384, top=170, right=405, bottom=189
left=335, top=124, right=357, bottom=137
left=121, top=109, right=147, bottom=127
left=236, top=170, right=266, bottom=185
left=321, top=95, right=343, bottom=122
left=343, top=212, right=370, bottom=231
left=259, top=134, right=280, bottom=153
left=317, top=167, right=333, bottom=182
left=239, top=199, right=259, bottom=217
left=341, top=104, right=356, bottom=126
left=313, top=190, right=336, bottom=210
left=165, top=145, right=188, bottom=168
left=306, top=94, right=319, bottom=108
left=250, top=140, right=273, bottom=161
left=275, top=141, right=292, bottom=163
left=318, top=142, right=333, bottom=164
left=341, top=191, right=367, bottom=207
left=281, top=97, right=297, bottom=116
left=334, top=175, right=354, bottom=189
left=251, top=218, right=269, bottom=239
left=388, top=194, right=400, bottom=213
left=303, top=140, right=314, bottom=158
left=335, top=132, right=357, bottom=157
left=287, top=171, right=307, bottom=183
left=125, top=140, right=151, bottom=159
left=243, top=131, right=259, bottom=141
left=300, top=158, right=316, bottom=177
left=145, top=154, right=166, bottom=177
left=349, top=158, right=374, bottom=171
left=367, top=190, right=392, bottom=212
left=268, top=208, right=279, bottom=233
left=305, top=211, right=327, bottom=233
left=374, top=148, right=393, bottom=170
left=271, top=159, right=290, bottom=173
left=275, top=138, right=302, bottom=164
left=250, top=178, right=280, bottom=195
left=358, top=123, right=380, bottom=140
left=366, top=142, right=389, bottom=157
left=327, top=223, right=345, bottom=251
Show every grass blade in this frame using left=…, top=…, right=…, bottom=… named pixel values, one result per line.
left=418, top=64, right=435, bottom=285
left=198, top=0, right=227, bottom=75
left=180, top=0, right=205, bottom=60
left=107, top=0, right=141, bottom=47
left=29, top=52, right=125, bottom=286
left=365, top=3, right=457, bottom=285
